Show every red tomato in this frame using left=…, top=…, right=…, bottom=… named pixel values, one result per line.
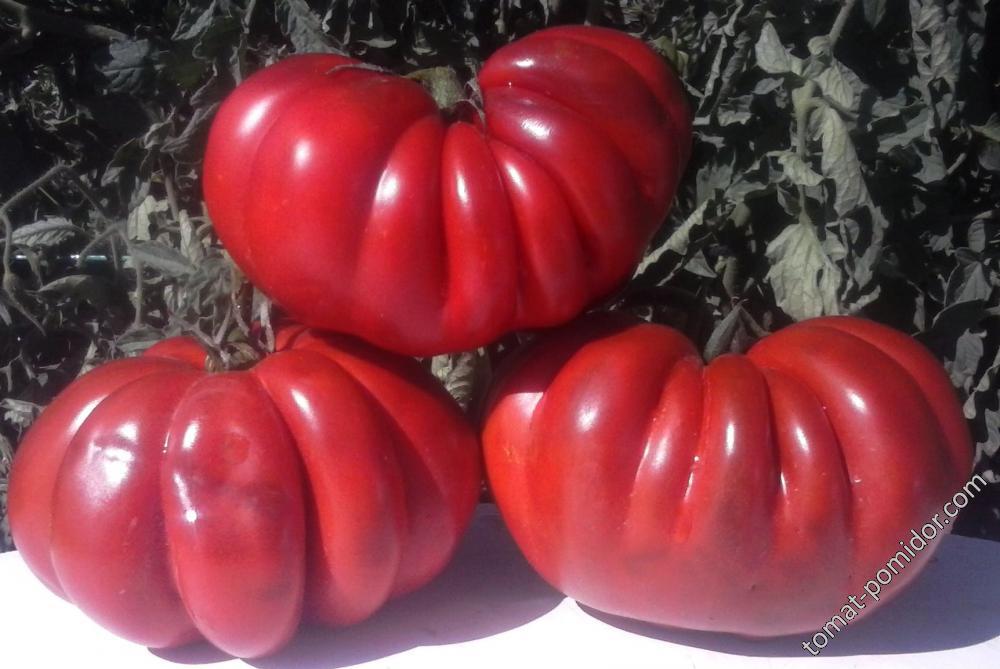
left=482, top=313, right=972, bottom=636
left=203, top=26, right=691, bottom=356
left=8, top=329, right=480, bottom=658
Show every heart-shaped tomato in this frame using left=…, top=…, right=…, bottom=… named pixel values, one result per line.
left=203, top=26, right=691, bottom=355
left=482, top=314, right=972, bottom=636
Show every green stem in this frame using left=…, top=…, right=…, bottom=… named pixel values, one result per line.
left=829, top=0, right=860, bottom=49
left=406, top=67, right=466, bottom=113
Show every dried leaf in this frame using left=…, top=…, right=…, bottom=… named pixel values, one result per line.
left=431, top=350, right=489, bottom=410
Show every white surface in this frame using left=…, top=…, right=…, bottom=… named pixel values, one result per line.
left=2, top=505, right=999, bottom=668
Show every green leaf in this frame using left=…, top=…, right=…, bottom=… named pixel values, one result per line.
left=964, top=346, right=1000, bottom=460
left=773, top=151, right=824, bottom=187
left=766, top=221, right=843, bottom=321
left=637, top=199, right=710, bottom=269
left=161, top=102, right=221, bottom=159
left=100, top=39, right=155, bottom=94
left=814, top=63, right=855, bottom=111
left=115, top=325, right=169, bottom=356
left=127, top=195, right=169, bottom=241
left=817, top=106, right=877, bottom=220
left=11, top=217, right=78, bottom=248
left=277, top=0, right=343, bottom=54
left=946, top=329, right=985, bottom=391
left=910, top=0, right=963, bottom=125
left=0, top=431, right=10, bottom=550
left=754, top=22, right=803, bottom=76
left=178, top=211, right=206, bottom=264
left=716, top=94, right=753, bottom=126
left=130, top=241, right=196, bottom=277
left=971, top=115, right=1000, bottom=143
left=0, top=399, right=41, bottom=430
left=1, top=0, right=999, bottom=544
left=173, top=1, right=219, bottom=42
left=807, top=36, right=832, bottom=58
left=980, top=143, right=1000, bottom=172
left=863, top=0, right=887, bottom=27
left=0, top=433, right=10, bottom=477
left=968, top=219, right=987, bottom=254
left=703, top=305, right=767, bottom=359
left=37, top=275, right=110, bottom=310
left=946, top=254, right=994, bottom=305
left=910, top=0, right=962, bottom=85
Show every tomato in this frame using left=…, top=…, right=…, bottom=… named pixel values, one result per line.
left=8, top=328, right=480, bottom=658
left=481, top=313, right=972, bottom=636
left=203, top=26, right=691, bottom=356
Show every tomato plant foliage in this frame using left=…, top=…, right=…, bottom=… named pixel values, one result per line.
left=0, top=0, right=998, bottom=550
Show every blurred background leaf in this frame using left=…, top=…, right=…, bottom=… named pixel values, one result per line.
left=0, top=0, right=998, bottom=552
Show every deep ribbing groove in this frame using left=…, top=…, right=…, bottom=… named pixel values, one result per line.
left=624, top=351, right=704, bottom=541
left=480, top=83, right=651, bottom=273
left=757, top=365, right=853, bottom=547
left=553, top=30, right=685, bottom=144
left=486, top=136, right=593, bottom=314
left=278, top=344, right=420, bottom=598
left=805, top=323, right=960, bottom=471
left=673, top=364, right=711, bottom=541
left=482, top=74, right=659, bottom=211
left=750, top=342, right=863, bottom=575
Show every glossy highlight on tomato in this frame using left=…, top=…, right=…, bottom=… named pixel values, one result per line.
left=203, top=26, right=692, bottom=356
left=8, top=329, right=481, bottom=658
left=482, top=313, right=973, bottom=636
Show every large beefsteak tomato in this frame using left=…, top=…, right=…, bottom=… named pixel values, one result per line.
left=8, top=328, right=480, bottom=658
left=203, top=26, right=691, bottom=356
left=482, top=313, right=972, bottom=636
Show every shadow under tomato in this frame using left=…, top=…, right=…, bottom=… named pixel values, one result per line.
left=150, top=505, right=562, bottom=668
left=580, top=533, right=1000, bottom=657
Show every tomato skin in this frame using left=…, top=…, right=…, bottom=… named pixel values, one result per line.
left=481, top=314, right=972, bottom=636
left=203, top=26, right=692, bottom=356
left=8, top=330, right=481, bottom=658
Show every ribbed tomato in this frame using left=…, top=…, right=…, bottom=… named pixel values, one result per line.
left=203, top=26, right=691, bottom=356
left=8, top=328, right=480, bottom=658
left=482, top=313, right=972, bottom=636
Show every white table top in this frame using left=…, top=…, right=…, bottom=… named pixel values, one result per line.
left=2, top=505, right=998, bottom=668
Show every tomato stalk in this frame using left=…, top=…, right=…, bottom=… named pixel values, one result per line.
left=405, top=66, right=479, bottom=121
left=702, top=303, right=769, bottom=361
